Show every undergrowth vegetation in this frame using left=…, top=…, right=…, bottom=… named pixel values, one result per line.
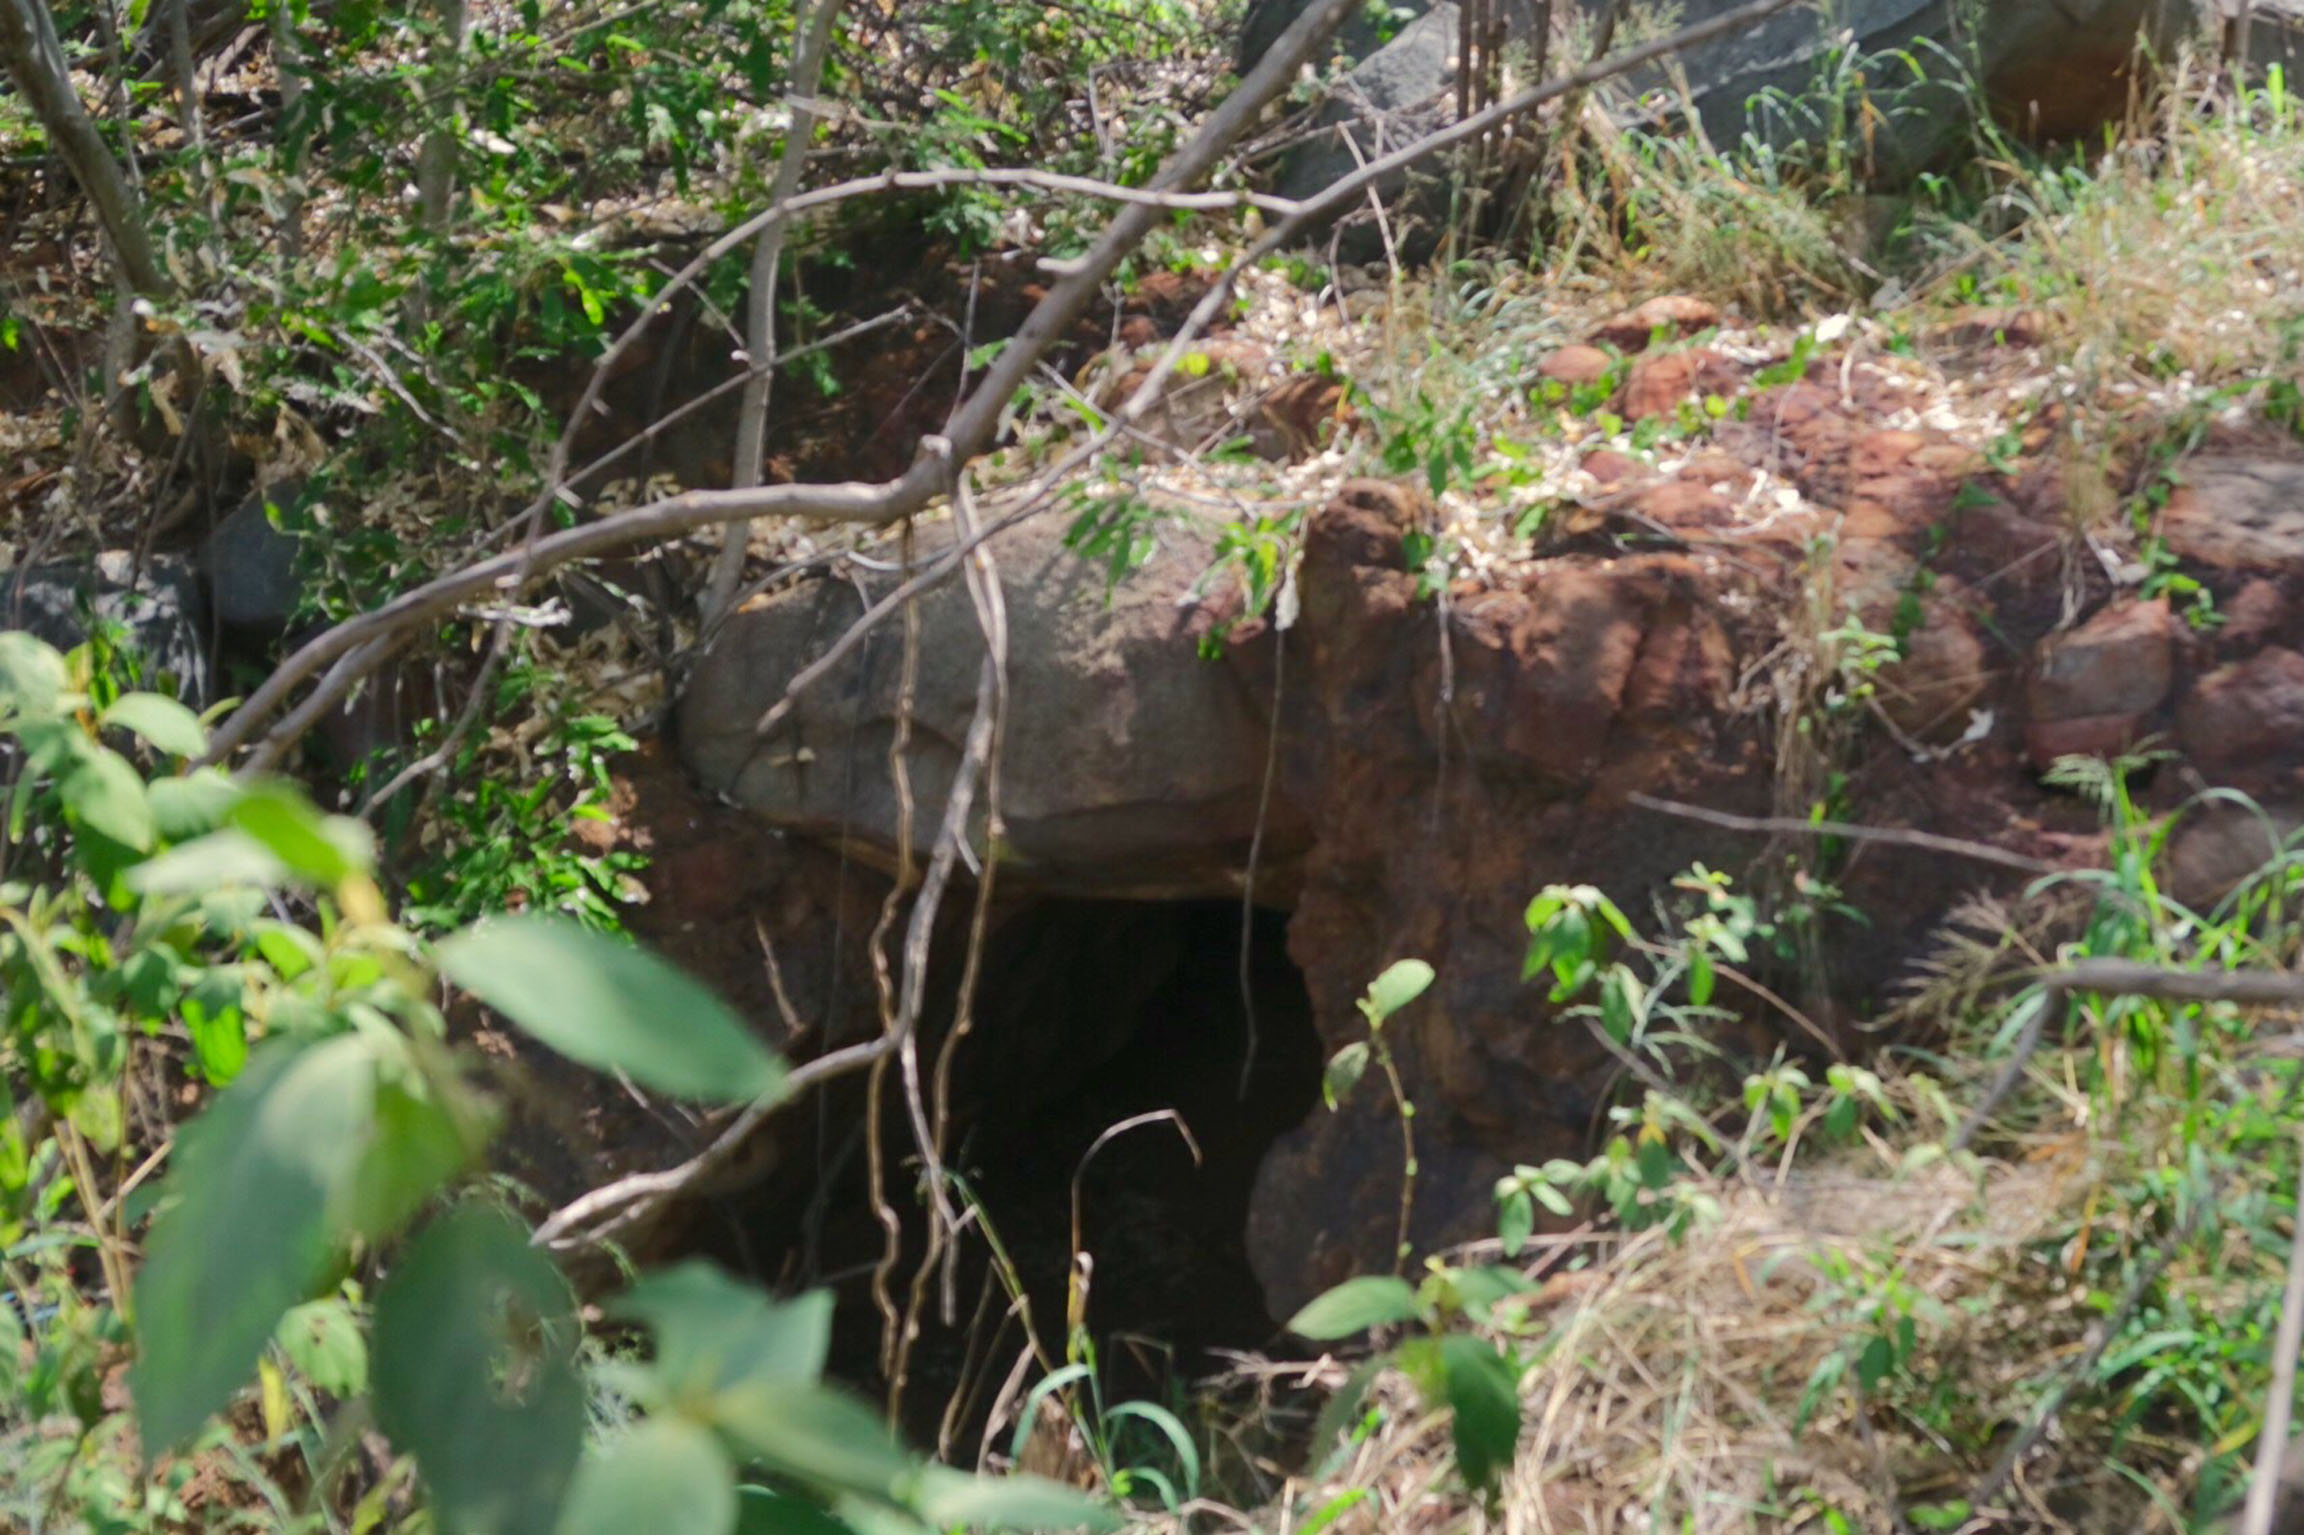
left=6, top=0, right=2304, bottom=1527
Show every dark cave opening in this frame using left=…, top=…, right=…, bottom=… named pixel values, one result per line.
left=691, top=898, right=1322, bottom=1441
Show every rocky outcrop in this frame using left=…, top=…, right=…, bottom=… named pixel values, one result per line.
left=680, top=360, right=2304, bottom=1320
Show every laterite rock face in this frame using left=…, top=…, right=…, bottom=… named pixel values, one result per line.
left=678, top=430, right=2304, bottom=1322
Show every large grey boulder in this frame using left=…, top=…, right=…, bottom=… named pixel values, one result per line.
left=679, top=517, right=1285, bottom=898
left=201, top=481, right=305, bottom=632
left=4, top=553, right=211, bottom=703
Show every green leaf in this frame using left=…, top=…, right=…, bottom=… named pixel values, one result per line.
left=1104, top=1400, right=1199, bottom=1499
left=103, top=693, right=208, bottom=757
left=1321, top=1041, right=1368, bottom=1110
left=0, top=631, right=68, bottom=717
left=373, top=1207, right=585, bottom=1535
left=184, top=989, right=249, bottom=1085
left=148, top=768, right=241, bottom=841
left=913, top=1465, right=1121, bottom=1533
left=1286, top=1276, right=1425, bottom=1340
left=277, top=1298, right=368, bottom=1397
left=557, top=1417, right=736, bottom=1535
left=229, top=783, right=374, bottom=886
left=134, top=1035, right=378, bottom=1455
left=63, top=746, right=154, bottom=852
left=129, top=828, right=293, bottom=894
left=1686, top=946, right=1714, bottom=1008
left=1435, top=1334, right=1520, bottom=1494
left=1363, top=960, right=1434, bottom=1023
left=436, top=916, right=784, bottom=1104
left=711, top=1381, right=916, bottom=1503
left=618, top=1264, right=831, bottom=1396
left=344, top=1069, right=475, bottom=1241
left=1496, top=1188, right=1533, bottom=1257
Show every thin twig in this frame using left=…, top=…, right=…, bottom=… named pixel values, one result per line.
left=1626, top=791, right=2060, bottom=876
left=2240, top=1128, right=2304, bottom=1535
left=1954, top=960, right=2304, bottom=1153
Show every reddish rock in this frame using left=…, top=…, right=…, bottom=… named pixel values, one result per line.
left=1677, top=451, right=1752, bottom=490
left=2164, top=801, right=2299, bottom=909
left=2025, top=600, right=2178, bottom=769
left=1943, top=307, right=2051, bottom=348
left=2179, top=647, right=2304, bottom=771
left=1582, top=448, right=1643, bottom=484
left=1253, top=370, right=1349, bottom=461
left=2224, top=579, right=2290, bottom=645
left=1629, top=479, right=1733, bottom=532
left=2165, top=457, right=2304, bottom=569
left=1850, top=429, right=1926, bottom=479
left=1538, top=344, right=1614, bottom=386
left=2029, top=599, right=2177, bottom=723
left=1620, top=349, right=1737, bottom=421
left=1592, top=294, right=1721, bottom=351
left=1879, top=589, right=1993, bottom=741
left=2027, top=712, right=2153, bottom=768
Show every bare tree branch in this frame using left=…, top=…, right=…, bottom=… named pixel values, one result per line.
left=206, top=0, right=1364, bottom=767
left=701, top=0, right=848, bottom=627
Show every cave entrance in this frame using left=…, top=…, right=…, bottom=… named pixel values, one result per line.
left=697, top=898, right=1320, bottom=1440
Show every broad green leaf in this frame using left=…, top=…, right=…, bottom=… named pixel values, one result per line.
left=1320, top=1041, right=1368, bottom=1110
left=618, top=1264, right=830, bottom=1396
left=184, top=989, right=249, bottom=1084
left=344, top=1070, right=474, bottom=1241
left=1286, top=1275, right=1425, bottom=1340
left=1686, top=945, right=1715, bottom=1008
left=63, top=747, right=154, bottom=852
left=148, top=768, right=241, bottom=840
left=557, top=1417, right=736, bottom=1535
left=373, top=1207, right=585, bottom=1535
left=103, top=692, right=208, bottom=757
left=130, top=828, right=294, bottom=894
left=913, top=1465, right=1121, bottom=1532
left=229, top=783, right=374, bottom=886
left=277, top=1298, right=368, bottom=1397
left=1435, top=1334, right=1520, bottom=1493
left=709, top=1381, right=914, bottom=1502
left=0, top=632, right=68, bottom=717
left=134, top=1035, right=378, bottom=1455
left=1496, top=1188, right=1533, bottom=1257
left=1362, top=960, right=1434, bottom=1022
left=436, top=916, right=784, bottom=1104
left=1445, top=1265, right=1536, bottom=1323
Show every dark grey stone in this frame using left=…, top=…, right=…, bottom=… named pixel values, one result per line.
left=202, top=481, right=306, bottom=632
left=4, top=553, right=212, bottom=703
left=680, top=517, right=1288, bottom=899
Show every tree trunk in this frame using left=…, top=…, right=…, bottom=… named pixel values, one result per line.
left=0, top=0, right=169, bottom=297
